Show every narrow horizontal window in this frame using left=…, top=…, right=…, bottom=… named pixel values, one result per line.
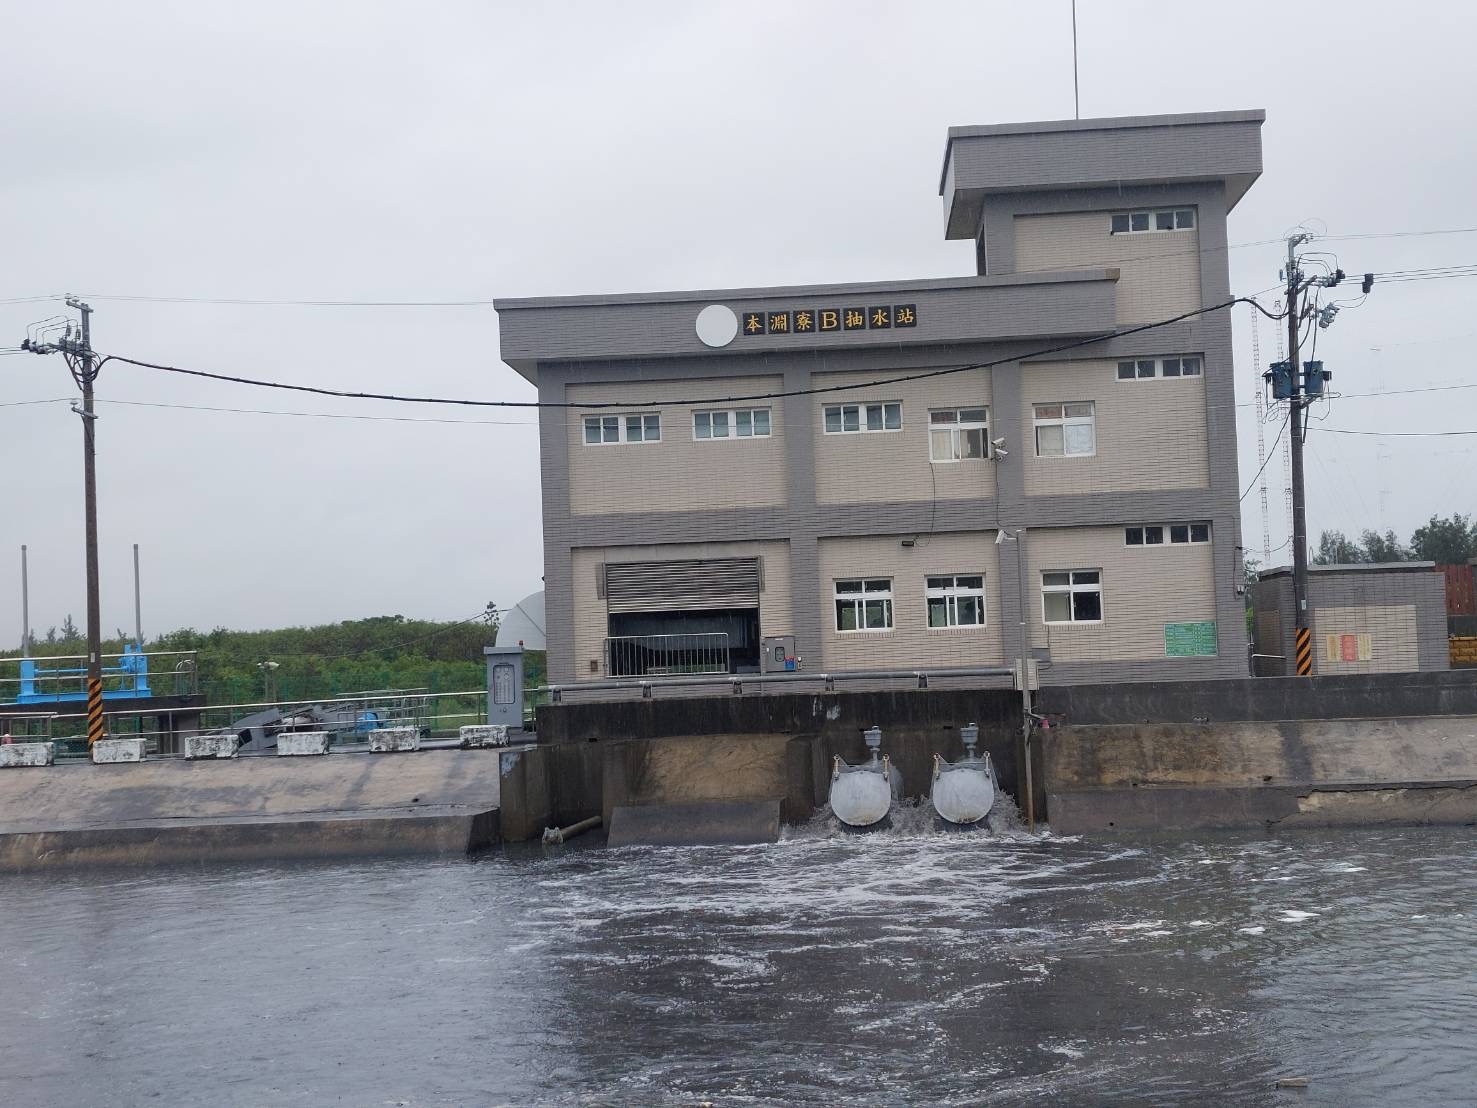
left=695, top=407, right=771, bottom=441
left=1110, top=208, right=1197, bottom=236
left=1127, top=520, right=1214, bottom=548
left=823, top=401, right=901, bottom=435
left=583, top=412, right=658, bottom=445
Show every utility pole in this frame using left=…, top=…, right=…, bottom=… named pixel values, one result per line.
left=21, top=298, right=107, bottom=744
left=1285, top=235, right=1313, bottom=676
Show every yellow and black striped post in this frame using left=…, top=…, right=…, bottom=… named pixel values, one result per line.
left=1294, top=626, right=1313, bottom=676
left=86, top=679, right=106, bottom=746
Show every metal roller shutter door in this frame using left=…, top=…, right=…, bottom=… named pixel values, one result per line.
left=604, top=558, right=760, bottom=614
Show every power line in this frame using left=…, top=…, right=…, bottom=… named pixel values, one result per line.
left=97, top=295, right=1278, bottom=411
left=1241, top=412, right=1290, bottom=502
left=93, top=398, right=539, bottom=427
left=1316, top=426, right=1477, bottom=438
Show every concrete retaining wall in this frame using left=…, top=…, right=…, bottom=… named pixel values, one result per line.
left=1038, top=669, right=1477, bottom=725
left=1046, top=715, right=1477, bottom=833
left=0, top=748, right=502, bottom=870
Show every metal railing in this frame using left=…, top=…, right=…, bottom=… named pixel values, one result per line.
left=14, top=688, right=489, bottom=757
left=0, top=649, right=200, bottom=703
left=604, top=632, right=730, bottom=678
left=540, top=664, right=1017, bottom=703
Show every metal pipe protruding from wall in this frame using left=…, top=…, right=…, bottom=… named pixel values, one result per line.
left=542, top=815, right=602, bottom=845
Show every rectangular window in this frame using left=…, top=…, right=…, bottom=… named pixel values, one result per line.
left=1042, top=570, right=1103, bottom=624
left=835, top=578, right=894, bottom=632
left=1033, top=402, right=1095, bottom=457
left=823, top=402, right=901, bottom=435
left=694, top=407, right=771, bottom=440
left=1117, top=355, right=1204, bottom=381
left=583, top=413, right=659, bottom=445
left=926, top=574, right=986, bottom=628
left=1126, top=521, right=1213, bottom=546
left=928, top=407, right=990, bottom=462
left=1111, top=208, right=1196, bottom=235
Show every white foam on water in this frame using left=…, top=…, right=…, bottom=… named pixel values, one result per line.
left=1187, top=919, right=1213, bottom=927
left=1237, top=925, right=1266, bottom=935
left=1278, top=909, right=1320, bottom=923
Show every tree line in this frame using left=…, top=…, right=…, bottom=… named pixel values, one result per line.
left=3, top=614, right=546, bottom=706
left=1314, top=513, right=1477, bottom=566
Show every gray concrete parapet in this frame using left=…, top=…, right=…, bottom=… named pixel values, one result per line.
left=278, top=732, right=330, bottom=756
left=0, top=742, right=54, bottom=768
left=92, top=738, right=145, bottom=764
left=460, top=725, right=510, bottom=748
left=183, top=735, right=239, bottom=760
left=368, top=727, right=420, bottom=753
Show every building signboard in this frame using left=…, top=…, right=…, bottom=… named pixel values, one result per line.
left=1164, top=621, right=1217, bottom=657
left=741, top=304, right=917, bottom=337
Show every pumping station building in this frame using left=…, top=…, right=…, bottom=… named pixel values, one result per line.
left=495, top=109, right=1266, bottom=689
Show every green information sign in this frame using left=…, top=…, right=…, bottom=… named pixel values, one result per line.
left=1164, top=621, right=1218, bottom=657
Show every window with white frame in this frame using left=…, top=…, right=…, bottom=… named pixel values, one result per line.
left=1116, top=355, right=1203, bottom=381
left=1126, top=522, right=1211, bottom=546
left=1033, top=402, right=1095, bottom=457
left=834, top=578, right=894, bottom=631
left=583, top=413, right=661, bottom=445
left=1110, top=208, right=1195, bottom=235
left=928, top=407, right=990, bottom=462
left=1042, top=570, right=1102, bottom=624
left=824, top=402, right=901, bottom=434
left=926, top=574, right=986, bottom=628
left=693, top=407, right=771, bottom=440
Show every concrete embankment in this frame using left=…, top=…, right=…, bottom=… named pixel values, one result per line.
left=1045, top=715, right=1477, bottom=833
left=0, top=748, right=501, bottom=871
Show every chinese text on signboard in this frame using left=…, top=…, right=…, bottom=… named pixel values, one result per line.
left=741, top=304, right=918, bottom=337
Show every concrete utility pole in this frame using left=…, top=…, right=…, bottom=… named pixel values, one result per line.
left=1284, top=235, right=1313, bottom=676
left=21, top=298, right=107, bottom=743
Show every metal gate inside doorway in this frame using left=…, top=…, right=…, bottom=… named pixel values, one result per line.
left=602, top=557, right=762, bottom=676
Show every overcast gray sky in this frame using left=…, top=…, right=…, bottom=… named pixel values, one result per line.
left=3, top=0, right=1474, bottom=637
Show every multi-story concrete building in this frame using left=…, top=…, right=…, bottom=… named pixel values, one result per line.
left=495, top=109, right=1265, bottom=686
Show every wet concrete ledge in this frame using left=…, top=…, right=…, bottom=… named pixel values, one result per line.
left=1045, top=715, right=1477, bottom=833
left=0, top=807, right=499, bottom=871
left=0, top=747, right=503, bottom=871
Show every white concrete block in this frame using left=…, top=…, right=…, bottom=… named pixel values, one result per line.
left=183, top=735, right=239, bottom=760
left=459, top=724, right=510, bottom=748
left=277, top=731, right=330, bottom=756
left=0, top=742, right=55, bottom=768
left=92, top=737, right=146, bottom=764
left=368, top=727, right=420, bottom=753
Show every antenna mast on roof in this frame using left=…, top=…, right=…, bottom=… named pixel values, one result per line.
left=1072, top=1, right=1080, bottom=119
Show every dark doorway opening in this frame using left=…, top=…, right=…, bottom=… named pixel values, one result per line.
left=606, top=608, right=760, bottom=676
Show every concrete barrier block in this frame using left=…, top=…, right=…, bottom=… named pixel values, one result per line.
left=0, top=742, right=55, bottom=768
left=368, top=727, right=420, bottom=753
left=183, top=735, right=239, bottom=760
left=459, top=725, right=510, bottom=748
left=92, top=738, right=145, bottom=764
left=277, top=732, right=330, bottom=756
left=607, top=798, right=782, bottom=847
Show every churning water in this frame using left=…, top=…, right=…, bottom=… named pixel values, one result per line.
left=2, top=817, right=1474, bottom=1106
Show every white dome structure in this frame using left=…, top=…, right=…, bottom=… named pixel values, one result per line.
left=496, top=590, right=546, bottom=650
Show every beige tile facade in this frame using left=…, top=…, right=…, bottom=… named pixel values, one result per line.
left=1014, top=211, right=1202, bottom=324
left=812, top=367, right=997, bottom=505
left=816, top=532, right=1005, bottom=670
left=1025, top=525, right=1218, bottom=663
left=567, top=375, right=786, bottom=516
left=1313, top=605, right=1419, bottom=675
left=1021, top=358, right=1209, bottom=497
left=569, top=540, right=793, bottom=679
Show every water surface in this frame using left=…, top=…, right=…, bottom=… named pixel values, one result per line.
left=2, top=814, right=1473, bottom=1106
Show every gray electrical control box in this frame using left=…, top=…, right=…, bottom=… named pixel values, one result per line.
left=484, top=646, right=525, bottom=730
left=761, top=635, right=799, bottom=673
